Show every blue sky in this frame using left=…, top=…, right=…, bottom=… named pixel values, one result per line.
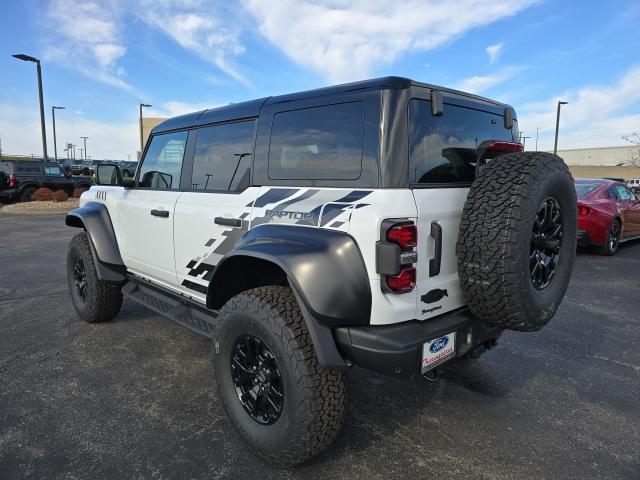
left=1, top=0, right=639, bottom=159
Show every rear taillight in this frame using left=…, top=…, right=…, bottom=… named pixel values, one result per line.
left=8, top=174, right=16, bottom=187
left=486, top=141, right=524, bottom=153
left=387, top=224, right=417, bottom=250
left=577, top=205, right=591, bottom=216
left=386, top=267, right=416, bottom=293
left=379, top=221, right=418, bottom=294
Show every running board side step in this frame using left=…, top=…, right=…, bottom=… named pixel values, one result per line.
left=122, top=281, right=217, bottom=337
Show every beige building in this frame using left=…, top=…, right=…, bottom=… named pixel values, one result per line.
left=552, top=146, right=639, bottom=180
left=138, top=117, right=166, bottom=159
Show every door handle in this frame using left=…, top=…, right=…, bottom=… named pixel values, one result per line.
left=214, top=217, right=242, bottom=227
left=429, top=221, right=442, bottom=277
left=150, top=209, right=169, bottom=218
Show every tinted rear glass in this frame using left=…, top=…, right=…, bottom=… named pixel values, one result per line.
left=268, top=102, right=363, bottom=180
left=191, top=120, right=255, bottom=191
left=409, top=100, right=516, bottom=184
left=575, top=183, right=600, bottom=198
left=17, top=164, right=41, bottom=174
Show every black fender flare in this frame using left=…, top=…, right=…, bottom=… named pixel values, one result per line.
left=65, top=201, right=126, bottom=282
left=209, top=224, right=372, bottom=327
left=208, top=224, right=373, bottom=369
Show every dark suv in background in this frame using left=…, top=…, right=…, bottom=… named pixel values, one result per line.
left=0, top=160, right=92, bottom=202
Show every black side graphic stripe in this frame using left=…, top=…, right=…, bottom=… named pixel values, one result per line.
left=181, top=279, right=208, bottom=294
left=251, top=188, right=300, bottom=208
left=251, top=189, right=321, bottom=227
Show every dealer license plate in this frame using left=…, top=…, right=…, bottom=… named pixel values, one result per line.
left=421, top=332, right=456, bottom=373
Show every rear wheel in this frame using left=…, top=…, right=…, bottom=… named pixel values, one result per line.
left=212, top=286, right=346, bottom=466
left=599, top=219, right=620, bottom=256
left=19, top=186, right=36, bottom=202
left=67, top=232, right=123, bottom=323
left=457, top=152, right=577, bottom=332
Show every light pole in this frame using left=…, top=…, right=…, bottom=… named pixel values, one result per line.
left=553, top=101, right=568, bottom=155
left=80, top=136, right=88, bottom=160
left=13, top=53, right=48, bottom=161
left=72, top=144, right=77, bottom=159
left=52, top=106, right=65, bottom=162
left=535, top=127, right=540, bottom=151
left=139, top=103, right=152, bottom=155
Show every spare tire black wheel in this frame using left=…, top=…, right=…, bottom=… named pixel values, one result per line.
left=457, top=152, right=577, bottom=332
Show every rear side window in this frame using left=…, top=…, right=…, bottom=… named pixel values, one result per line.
left=575, top=183, right=600, bottom=198
left=138, top=131, right=188, bottom=190
left=191, top=120, right=255, bottom=191
left=17, top=164, right=41, bottom=174
left=268, top=102, right=363, bottom=180
left=409, top=100, right=517, bottom=184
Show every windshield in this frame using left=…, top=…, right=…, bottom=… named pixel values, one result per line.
left=574, top=183, right=600, bottom=198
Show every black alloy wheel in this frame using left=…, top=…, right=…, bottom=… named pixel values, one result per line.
left=73, top=257, right=88, bottom=303
left=607, top=221, right=620, bottom=254
left=231, top=334, right=284, bottom=425
left=530, top=196, right=563, bottom=290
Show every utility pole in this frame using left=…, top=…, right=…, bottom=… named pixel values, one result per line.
left=535, top=127, right=540, bottom=151
left=139, top=103, right=152, bottom=156
left=72, top=144, right=77, bottom=159
left=553, top=101, right=568, bottom=155
left=521, top=136, right=531, bottom=150
left=80, top=136, right=88, bottom=160
left=52, top=106, right=65, bottom=162
left=12, top=54, right=48, bottom=161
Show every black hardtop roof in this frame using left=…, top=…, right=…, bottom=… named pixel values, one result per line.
left=152, top=76, right=514, bottom=134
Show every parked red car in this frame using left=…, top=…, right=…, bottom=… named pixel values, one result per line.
left=575, top=178, right=640, bottom=255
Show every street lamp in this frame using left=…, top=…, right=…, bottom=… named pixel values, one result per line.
left=80, top=136, right=88, bottom=160
left=52, top=106, right=65, bottom=162
left=13, top=53, right=48, bottom=161
left=139, top=103, right=152, bottom=154
left=553, top=101, right=568, bottom=155
left=535, top=126, right=540, bottom=151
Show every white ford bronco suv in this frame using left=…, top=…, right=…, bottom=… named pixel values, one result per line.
left=65, top=77, right=576, bottom=466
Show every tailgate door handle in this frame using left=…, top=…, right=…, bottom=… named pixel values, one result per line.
left=214, top=217, right=242, bottom=227
left=150, top=209, right=169, bottom=218
left=429, top=221, right=442, bottom=277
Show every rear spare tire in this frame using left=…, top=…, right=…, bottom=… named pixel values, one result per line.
left=457, top=152, right=576, bottom=331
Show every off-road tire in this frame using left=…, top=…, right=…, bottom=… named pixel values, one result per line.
left=457, top=152, right=576, bottom=331
left=599, top=219, right=620, bottom=256
left=67, top=232, right=123, bottom=323
left=212, top=286, right=346, bottom=467
left=19, top=186, right=36, bottom=202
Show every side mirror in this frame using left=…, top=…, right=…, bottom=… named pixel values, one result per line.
left=95, top=164, right=123, bottom=186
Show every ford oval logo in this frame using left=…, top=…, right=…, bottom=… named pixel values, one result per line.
left=430, top=336, right=449, bottom=353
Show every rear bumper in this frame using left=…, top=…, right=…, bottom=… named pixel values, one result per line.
left=334, top=309, right=502, bottom=378
left=577, top=229, right=594, bottom=246
left=0, top=188, right=18, bottom=199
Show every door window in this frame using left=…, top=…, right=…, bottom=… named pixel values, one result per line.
left=191, top=121, right=255, bottom=191
left=613, top=185, right=634, bottom=201
left=268, top=102, right=363, bottom=180
left=138, top=131, right=188, bottom=190
left=409, top=100, right=517, bottom=184
left=44, top=165, right=65, bottom=177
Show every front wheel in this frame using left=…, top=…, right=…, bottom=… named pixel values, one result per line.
left=67, top=232, right=123, bottom=323
left=599, top=219, right=620, bottom=256
left=212, top=286, right=346, bottom=467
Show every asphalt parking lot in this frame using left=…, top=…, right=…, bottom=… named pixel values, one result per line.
left=1, top=213, right=639, bottom=480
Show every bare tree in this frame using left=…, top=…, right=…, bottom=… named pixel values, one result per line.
left=622, top=132, right=640, bottom=166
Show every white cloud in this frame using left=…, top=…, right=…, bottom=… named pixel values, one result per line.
left=149, top=101, right=222, bottom=117
left=44, top=0, right=133, bottom=90
left=244, top=0, right=537, bottom=82
left=0, top=103, right=137, bottom=160
left=486, top=43, right=503, bottom=65
left=518, top=66, right=640, bottom=150
left=41, top=0, right=251, bottom=91
left=455, top=66, right=524, bottom=94
left=133, top=1, right=251, bottom=88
